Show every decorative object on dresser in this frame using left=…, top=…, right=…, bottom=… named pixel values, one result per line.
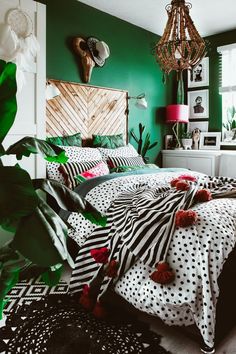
left=188, top=57, right=209, bottom=88
left=199, top=132, right=221, bottom=150
left=192, top=128, right=201, bottom=150
left=180, top=131, right=192, bottom=150
left=188, top=89, right=209, bottom=119
left=130, top=123, right=158, bottom=161
left=166, top=104, right=189, bottom=149
left=155, top=0, right=208, bottom=74
left=164, top=134, right=174, bottom=150
left=72, top=37, right=110, bottom=83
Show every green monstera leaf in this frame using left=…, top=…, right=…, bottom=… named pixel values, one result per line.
left=0, top=166, right=38, bottom=232
left=0, top=60, right=17, bottom=144
left=33, top=178, right=107, bottom=226
left=6, top=137, right=68, bottom=163
left=11, top=198, right=73, bottom=268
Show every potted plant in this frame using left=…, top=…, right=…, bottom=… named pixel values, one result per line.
left=0, top=59, right=106, bottom=320
left=180, top=131, right=192, bottom=150
left=223, top=106, right=236, bottom=142
left=130, top=123, right=158, bottom=162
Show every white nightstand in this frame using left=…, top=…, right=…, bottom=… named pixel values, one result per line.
left=162, top=150, right=221, bottom=176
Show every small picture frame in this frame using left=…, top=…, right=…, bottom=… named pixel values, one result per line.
left=188, top=121, right=209, bottom=133
left=188, top=89, right=209, bottom=119
left=199, top=132, right=221, bottom=150
left=164, top=134, right=174, bottom=150
left=188, top=57, right=209, bottom=88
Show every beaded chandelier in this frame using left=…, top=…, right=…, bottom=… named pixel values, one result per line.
left=156, top=0, right=207, bottom=74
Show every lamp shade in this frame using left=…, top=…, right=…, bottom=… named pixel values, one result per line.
left=166, top=104, right=189, bottom=123
left=135, top=97, right=148, bottom=109
left=46, top=83, right=61, bottom=100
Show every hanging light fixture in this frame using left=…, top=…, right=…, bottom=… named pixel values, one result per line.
left=156, top=0, right=208, bottom=74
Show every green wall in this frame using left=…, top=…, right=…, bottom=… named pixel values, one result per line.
left=205, top=29, right=236, bottom=132
left=40, top=0, right=172, bottom=162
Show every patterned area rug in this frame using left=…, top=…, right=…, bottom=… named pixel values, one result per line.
left=0, top=279, right=171, bottom=354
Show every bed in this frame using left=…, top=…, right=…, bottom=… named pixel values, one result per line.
left=46, top=80, right=236, bottom=354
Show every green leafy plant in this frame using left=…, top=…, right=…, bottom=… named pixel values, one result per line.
left=180, top=131, right=192, bottom=139
left=223, top=106, right=236, bottom=131
left=0, top=59, right=106, bottom=318
left=130, top=123, right=158, bottom=161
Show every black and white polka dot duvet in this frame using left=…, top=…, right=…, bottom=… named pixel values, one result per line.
left=68, top=171, right=236, bottom=348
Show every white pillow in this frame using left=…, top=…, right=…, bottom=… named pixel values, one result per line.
left=98, top=143, right=138, bottom=160
left=46, top=146, right=103, bottom=183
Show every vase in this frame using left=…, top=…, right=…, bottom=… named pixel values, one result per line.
left=181, top=138, right=192, bottom=150
left=224, top=130, right=235, bottom=142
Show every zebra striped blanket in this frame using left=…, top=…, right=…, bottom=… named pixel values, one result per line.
left=69, top=173, right=236, bottom=348
left=70, top=172, right=236, bottom=346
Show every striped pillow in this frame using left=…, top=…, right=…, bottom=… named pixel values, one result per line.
left=58, top=160, right=107, bottom=189
left=107, top=156, right=145, bottom=169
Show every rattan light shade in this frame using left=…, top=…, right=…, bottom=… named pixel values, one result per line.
left=156, top=0, right=207, bottom=74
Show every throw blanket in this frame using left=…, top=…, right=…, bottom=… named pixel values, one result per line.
left=70, top=175, right=236, bottom=346
left=69, top=175, right=236, bottom=348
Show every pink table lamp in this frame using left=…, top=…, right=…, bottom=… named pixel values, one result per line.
left=166, top=104, right=189, bottom=148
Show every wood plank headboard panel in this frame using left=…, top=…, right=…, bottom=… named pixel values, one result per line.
left=46, top=80, right=128, bottom=142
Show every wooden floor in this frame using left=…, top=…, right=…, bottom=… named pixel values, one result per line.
left=62, top=268, right=236, bottom=354
left=138, top=311, right=236, bottom=354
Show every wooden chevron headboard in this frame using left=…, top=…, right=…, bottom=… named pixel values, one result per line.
left=46, top=79, right=128, bottom=142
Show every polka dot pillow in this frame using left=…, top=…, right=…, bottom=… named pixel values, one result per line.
left=59, top=160, right=109, bottom=189
left=46, top=146, right=103, bottom=184
left=98, top=143, right=139, bottom=160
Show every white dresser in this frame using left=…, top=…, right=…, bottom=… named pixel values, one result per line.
left=162, top=150, right=221, bottom=176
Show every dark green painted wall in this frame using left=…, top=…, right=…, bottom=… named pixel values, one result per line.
left=205, top=29, right=236, bottom=132
left=40, top=0, right=172, bottom=162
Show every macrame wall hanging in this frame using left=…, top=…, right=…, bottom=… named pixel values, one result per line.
left=0, top=0, right=40, bottom=89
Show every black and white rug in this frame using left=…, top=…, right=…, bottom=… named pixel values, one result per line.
left=1, top=279, right=171, bottom=354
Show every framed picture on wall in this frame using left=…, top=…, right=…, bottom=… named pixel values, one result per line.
left=164, top=134, right=174, bottom=149
left=188, top=121, right=209, bottom=133
left=188, top=89, right=209, bottom=119
left=188, top=57, right=209, bottom=88
left=199, top=132, right=221, bottom=150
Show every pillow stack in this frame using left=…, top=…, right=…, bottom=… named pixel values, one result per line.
left=46, top=132, right=146, bottom=188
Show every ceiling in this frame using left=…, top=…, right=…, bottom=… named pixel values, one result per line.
left=79, top=0, right=236, bottom=37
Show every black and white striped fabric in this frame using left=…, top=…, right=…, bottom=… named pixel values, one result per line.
left=59, top=160, right=103, bottom=189
left=108, top=155, right=145, bottom=169
left=69, top=176, right=236, bottom=299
